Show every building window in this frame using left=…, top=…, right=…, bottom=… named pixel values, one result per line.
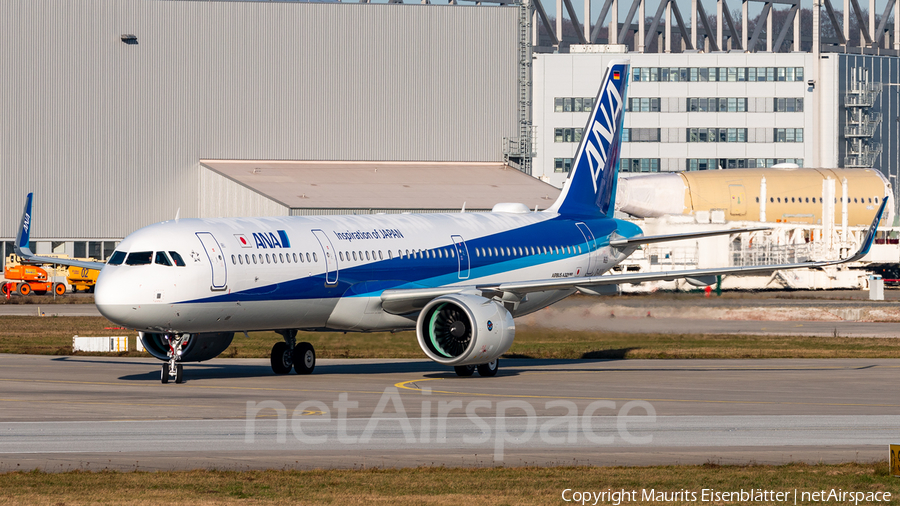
left=688, top=98, right=747, bottom=112
left=554, top=128, right=583, bottom=143
left=622, top=128, right=660, bottom=142
left=627, top=97, right=660, bottom=112
left=554, top=97, right=595, bottom=113
left=620, top=158, right=660, bottom=173
left=632, top=66, right=804, bottom=82
left=774, top=98, right=804, bottom=112
left=687, top=128, right=748, bottom=143
left=554, top=158, right=573, bottom=173
left=774, top=128, right=804, bottom=142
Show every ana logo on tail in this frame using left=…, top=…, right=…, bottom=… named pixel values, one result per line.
left=584, top=83, right=623, bottom=194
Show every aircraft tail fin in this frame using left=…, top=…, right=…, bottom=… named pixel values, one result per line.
left=15, top=193, right=35, bottom=258
left=14, top=193, right=106, bottom=270
left=546, top=60, right=630, bottom=218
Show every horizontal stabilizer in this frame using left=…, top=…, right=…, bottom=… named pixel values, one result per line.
left=609, top=226, right=770, bottom=248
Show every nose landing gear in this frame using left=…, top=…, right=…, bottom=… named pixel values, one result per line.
left=161, top=333, right=187, bottom=384
left=271, top=330, right=316, bottom=375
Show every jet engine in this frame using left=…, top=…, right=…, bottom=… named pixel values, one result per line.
left=139, top=331, right=234, bottom=362
left=416, top=294, right=515, bottom=366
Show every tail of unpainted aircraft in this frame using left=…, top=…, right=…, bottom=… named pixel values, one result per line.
left=546, top=59, right=630, bottom=218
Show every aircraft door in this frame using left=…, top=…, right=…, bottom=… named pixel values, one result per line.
left=729, top=184, right=747, bottom=216
left=311, top=229, right=338, bottom=285
left=195, top=232, right=227, bottom=291
left=575, top=223, right=597, bottom=275
left=451, top=235, right=470, bottom=280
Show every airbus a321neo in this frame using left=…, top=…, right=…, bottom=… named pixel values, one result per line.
left=15, top=60, right=886, bottom=383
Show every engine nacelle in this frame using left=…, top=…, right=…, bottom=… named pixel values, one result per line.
left=139, top=331, right=234, bottom=362
left=416, top=294, right=515, bottom=366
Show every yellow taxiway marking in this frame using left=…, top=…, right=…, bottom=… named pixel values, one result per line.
left=393, top=377, right=900, bottom=408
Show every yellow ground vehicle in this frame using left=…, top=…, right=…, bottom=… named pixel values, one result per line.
left=67, top=266, right=100, bottom=293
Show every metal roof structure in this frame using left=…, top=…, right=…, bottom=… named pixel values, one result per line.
left=200, top=160, right=561, bottom=213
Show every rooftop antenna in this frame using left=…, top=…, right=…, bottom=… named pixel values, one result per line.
left=175, top=208, right=180, bottom=223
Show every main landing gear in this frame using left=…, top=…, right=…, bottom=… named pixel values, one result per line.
left=454, top=359, right=499, bottom=377
left=271, top=330, right=316, bottom=375
left=161, top=333, right=187, bottom=384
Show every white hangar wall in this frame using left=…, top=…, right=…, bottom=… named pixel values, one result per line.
left=0, top=0, right=519, bottom=240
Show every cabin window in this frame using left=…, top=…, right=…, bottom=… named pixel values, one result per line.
left=388, top=250, right=393, bottom=260
left=378, top=250, right=383, bottom=260
left=154, top=252, right=173, bottom=266
left=108, top=251, right=126, bottom=265
left=264, top=254, right=269, bottom=263
left=252, top=255, right=258, bottom=264
left=229, top=255, right=235, bottom=265
left=352, top=251, right=357, bottom=261
left=238, top=255, right=243, bottom=265
left=306, top=253, right=311, bottom=262
left=285, top=254, right=291, bottom=263
left=125, top=251, right=153, bottom=266
left=313, top=253, right=318, bottom=262
left=450, top=249, right=455, bottom=257
left=279, top=253, right=284, bottom=263
left=876, top=197, right=880, bottom=203
left=365, top=251, right=370, bottom=261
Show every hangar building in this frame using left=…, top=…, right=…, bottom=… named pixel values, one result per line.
left=0, top=0, right=551, bottom=263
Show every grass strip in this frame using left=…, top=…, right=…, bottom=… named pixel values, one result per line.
left=2, top=316, right=900, bottom=359
left=0, top=463, right=895, bottom=505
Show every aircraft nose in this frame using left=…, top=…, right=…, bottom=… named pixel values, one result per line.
left=94, top=269, right=133, bottom=326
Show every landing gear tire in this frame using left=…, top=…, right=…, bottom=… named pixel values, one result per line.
left=270, top=342, right=293, bottom=374
left=477, top=359, right=499, bottom=377
left=454, top=365, right=476, bottom=377
left=161, top=364, right=170, bottom=384
left=175, top=364, right=184, bottom=384
left=292, top=342, right=315, bottom=375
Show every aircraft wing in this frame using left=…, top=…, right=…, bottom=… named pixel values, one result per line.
left=479, top=197, right=888, bottom=296
left=609, top=226, right=770, bottom=247
left=15, top=193, right=107, bottom=270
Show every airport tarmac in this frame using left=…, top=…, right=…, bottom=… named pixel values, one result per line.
left=0, top=354, right=896, bottom=471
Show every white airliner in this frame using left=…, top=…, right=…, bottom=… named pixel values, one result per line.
left=15, top=60, right=886, bottom=384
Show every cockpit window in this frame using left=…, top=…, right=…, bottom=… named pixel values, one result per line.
left=168, top=251, right=186, bottom=267
left=154, top=251, right=172, bottom=266
left=125, top=251, right=153, bottom=265
left=107, top=251, right=126, bottom=265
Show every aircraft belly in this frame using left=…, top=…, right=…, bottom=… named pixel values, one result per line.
left=326, top=296, right=417, bottom=331
left=99, top=298, right=339, bottom=334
